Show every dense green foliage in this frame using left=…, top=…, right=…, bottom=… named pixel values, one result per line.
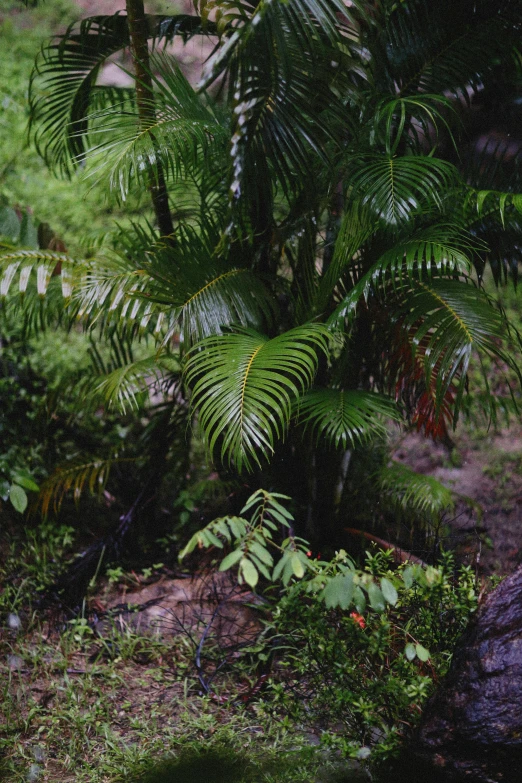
left=178, top=489, right=478, bottom=762
left=269, top=554, right=477, bottom=763
left=0, top=1, right=136, bottom=245
left=2, top=0, right=522, bottom=548
left=2, top=1, right=520, bottom=779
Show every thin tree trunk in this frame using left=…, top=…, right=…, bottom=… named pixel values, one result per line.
left=126, top=0, right=174, bottom=238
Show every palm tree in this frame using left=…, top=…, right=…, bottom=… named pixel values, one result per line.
left=3, top=0, right=522, bottom=548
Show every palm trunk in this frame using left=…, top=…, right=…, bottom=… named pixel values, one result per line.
left=126, top=0, right=174, bottom=238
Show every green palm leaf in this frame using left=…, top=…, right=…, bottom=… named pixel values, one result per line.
left=367, top=0, right=520, bottom=98
left=379, top=462, right=455, bottom=522
left=328, top=225, right=476, bottom=327
left=30, top=14, right=216, bottom=174
left=330, top=271, right=520, bottom=425
left=85, top=53, right=229, bottom=203
left=402, top=278, right=520, bottom=419
left=0, top=249, right=88, bottom=331
left=74, top=233, right=275, bottom=346
left=370, top=95, right=456, bottom=156
left=184, top=325, right=330, bottom=471
left=297, top=389, right=400, bottom=449
left=0, top=249, right=83, bottom=299
left=199, top=0, right=353, bottom=198
left=348, top=155, right=458, bottom=225
left=91, top=354, right=177, bottom=412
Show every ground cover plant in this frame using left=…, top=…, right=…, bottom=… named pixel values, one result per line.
left=1, top=490, right=480, bottom=780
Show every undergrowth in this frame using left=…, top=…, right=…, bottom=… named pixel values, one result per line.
left=1, top=493, right=480, bottom=782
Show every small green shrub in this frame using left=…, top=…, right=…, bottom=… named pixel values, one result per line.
left=266, top=549, right=477, bottom=765
left=182, top=490, right=479, bottom=767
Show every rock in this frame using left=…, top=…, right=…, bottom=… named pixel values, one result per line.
left=412, top=564, right=522, bottom=782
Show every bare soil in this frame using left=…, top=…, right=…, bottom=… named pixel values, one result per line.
left=393, top=425, right=522, bottom=575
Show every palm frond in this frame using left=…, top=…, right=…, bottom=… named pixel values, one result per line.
left=331, top=272, right=520, bottom=429
left=198, top=0, right=354, bottom=200
left=30, top=14, right=217, bottom=174
left=468, top=189, right=522, bottom=224
left=0, top=249, right=83, bottom=299
left=74, top=227, right=276, bottom=346
left=184, top=325, right=330, bottom=471
left=348, top=155, right=458, bottom=225
left=366, top=0, right=521, bottom=99
left=90, top=354, right=175, bottom=412
left=85, top=53, right=229, bottom=203
left=297, top=388, right=400, bottom=449
left=400, top=278, right=520, bottom=421
left=328, top=224, right=476, bottom=326
left=379, top=461, right=455, bottom=522
left=370, top=94, right=457, bottom=156
left=314, top=205, right=374, bottom=314
left=0, top=249, right=89, bottom=332
left=35, top=453, right=135, bottom=518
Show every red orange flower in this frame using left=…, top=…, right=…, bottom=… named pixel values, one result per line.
left=350, top=612, right=366, bottom=629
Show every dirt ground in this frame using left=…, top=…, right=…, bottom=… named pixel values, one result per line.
left=393, top=425, right=522, bottom=575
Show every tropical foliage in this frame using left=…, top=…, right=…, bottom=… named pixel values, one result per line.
left=178, top=489, right=479, bottom=762
left=2, top=0, right=522, bottom=543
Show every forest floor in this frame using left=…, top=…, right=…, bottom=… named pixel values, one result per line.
left=393, top=423, right=522, bottom=576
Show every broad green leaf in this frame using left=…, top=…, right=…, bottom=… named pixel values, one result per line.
left=178, top=532, right=203, bottom=560
left=354, top=586, right=366, bottom=614
left=219, top=549, right=244, bottom=571
left=338, top=573, right=355, bottom=610
left=322, top=574, right=357, bottom=610
left=402, top=566, right=414, bottom=589
left=12, top=474, right=39, bottom=493
left=380, top=577, right=398, bottom=606
left=250, top=541, right=274, bottom=566
left=248, top=555, right=272, bottom=581
left=322, top=574, right=345, bottom=609
left=415, top=644, right=430, bottom=662
left=291, top=554, right=305, bottom=579
left=204, top=530, right=224, bottom=549
left=9, top=484, right=28, bottom=514
left=405, top=643, right=417, bottom=661
left=272, top=552, right=290, bottom=582
left=240, top=557, right=258, bottom=588
left=282, top=556, right=297, bottom=586
left=367, top=582, right=386, bottom=613
left=425, top=566, right=441, bottom=586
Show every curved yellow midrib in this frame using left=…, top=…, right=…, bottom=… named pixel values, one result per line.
left=239, top=343, right=264, bottom=454
left=184, top=268, right=241, bottom=308
left=416, top=280, right=473, bottom=345
left=388, top=158, right=400, bottom=223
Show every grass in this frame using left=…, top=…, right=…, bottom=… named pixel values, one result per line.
left=1, top=615, right=330, bottom=783
left=0, top=521, right=332, bottom=783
